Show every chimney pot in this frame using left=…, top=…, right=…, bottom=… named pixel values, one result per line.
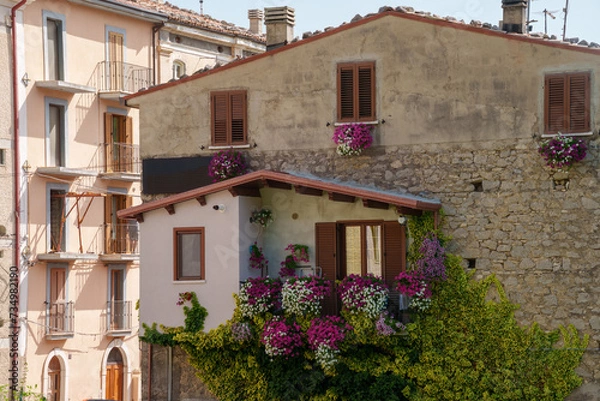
left=264, top=6, right=295, bottom=50
left=501, top=0, right=528, bottom=34
left=248, top=9, right=264, bottom=35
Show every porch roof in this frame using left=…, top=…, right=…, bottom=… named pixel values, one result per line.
left=117, top=170, right=441, bottom=222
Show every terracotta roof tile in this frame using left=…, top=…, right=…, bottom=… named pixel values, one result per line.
left=111, top=0, right=265, bottom=43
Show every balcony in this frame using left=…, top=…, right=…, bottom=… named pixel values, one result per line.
left=99, top=142, right=141, bottom=181
left=106, top=300, right=132, bottom=336
left=46, top=301, right=74, bottom=340
left=100, top=222, right=139, bottom=262
left=96, top=61, right=152, bottom=101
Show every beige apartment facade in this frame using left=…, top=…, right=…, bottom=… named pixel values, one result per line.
left=127, top=5, right=600, bottom=400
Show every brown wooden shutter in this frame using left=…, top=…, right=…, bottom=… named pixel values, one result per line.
left=211, top=92, right=228, bottom=145
left=357, top=63, right=375, bottom=121
left=316, top=222, right=338, bottom=315
left=337, top=65, right=355, bottom=122
left=545, top=75, right=566, bottom=135
left=230, top=91, right=247, bottom=144
left=567, top=73, right=590, bottom=133
left=382, top=221, right=406, bottom=288
left=125, top=116, right=133, bottom=145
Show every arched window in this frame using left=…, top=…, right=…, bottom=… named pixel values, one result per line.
left=48, top=357, right=61, bottom=401
left=173, top=60, right=186, bottom=79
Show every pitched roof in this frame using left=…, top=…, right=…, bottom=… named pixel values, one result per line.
left=111, top=0, right=265, bottom=42
left=125, top=6, right=600, bottom=102
left=117, top=170, right=441, bottom=221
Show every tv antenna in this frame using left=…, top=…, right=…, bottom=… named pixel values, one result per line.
left=562, top=0, right=569, bottom=40
left=533, top=8, right=559, bottom=34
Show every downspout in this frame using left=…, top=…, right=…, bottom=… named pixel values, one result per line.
left=147, top=343, right=152, bottom=401
left=151, top=23, right=163, bottom=85
left=10, top=1, right=27, bottom=399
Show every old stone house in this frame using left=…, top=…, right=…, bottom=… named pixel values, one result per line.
left=124, top=2, right=600, bottom=400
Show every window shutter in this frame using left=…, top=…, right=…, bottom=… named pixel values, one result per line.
left=382, top=222, right=406, bottom=288
left=315, top=222, right=338, bottom=315
left=545, top=75, right=565, bottom=134
left=337, top=65, right=355, bottom=122
left=567, top=73, right=590, bottom=133
left=230, top=92, right=247, bottom=144
left=211, top=92, right=228, bottom=145
left=357, top=64, right=375, bottom=121
left=125, top=116, right=133, bottom=145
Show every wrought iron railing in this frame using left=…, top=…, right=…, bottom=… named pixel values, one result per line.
left=105, top=222, right=139, bottom=254
left=46, top=301, right=74, bottom=336
left=96, top=61, right=152, bottom=93
left=107, top=300, right=132, bottom=332
left=105, top=142, right=140, bottom=174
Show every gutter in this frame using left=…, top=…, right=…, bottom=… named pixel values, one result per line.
left=10, top=1, right=27, bottom=398
left=67, top=0, right=168, bottom=22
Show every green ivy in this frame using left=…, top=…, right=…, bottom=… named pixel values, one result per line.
left=144, top=218, right=587, bottom=401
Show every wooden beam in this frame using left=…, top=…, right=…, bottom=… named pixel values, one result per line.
left=329, top=192, right=355, bottom=203
left=395, top=206, right=423, bottom=216
left=266, top=179, right=292, bottom=190
left=135, top=214, right=144, bottom=223
left=196, top=196, right=207, bottom=206
left=362, top=199, right=389, bottom=210
left=165, top=204, right=175, bottom=215
left=229, top=186, right=261, bottom=197
left=294, top=185, right=323, bottom=197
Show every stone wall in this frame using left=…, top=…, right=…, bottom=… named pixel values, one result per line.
left=248, top=136, right=600, bottom=387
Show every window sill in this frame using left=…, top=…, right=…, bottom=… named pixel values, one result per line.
left=208, top=144, right=251, bottom=150
left=174, top=280, right=206, bottom=284
left=334, top=120, right=379, bottom=126
left=541, top=131, right=594, bottom=138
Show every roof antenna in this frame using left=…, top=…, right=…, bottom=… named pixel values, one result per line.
left=199, top=0, right=204, bottom=15
left=562, top=0, right=569, bottom=40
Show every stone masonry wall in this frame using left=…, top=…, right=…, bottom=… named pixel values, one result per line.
left=248, top=136, right=600, bottom=386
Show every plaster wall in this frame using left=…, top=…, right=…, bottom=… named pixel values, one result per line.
left=137, top=14, right=599, bottom=159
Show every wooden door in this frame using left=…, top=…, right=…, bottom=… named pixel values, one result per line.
left=106, top=363, right=123, bottom=401
left=48, top=356, right=61, bottom=401
left=49, top=268, right=66, bottom=332
left=108, top=32, right=124, bottom=90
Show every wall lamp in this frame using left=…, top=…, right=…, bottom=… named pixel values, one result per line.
left=397, top=216, right=407, bottom=226
left=212, top=204, right=226, bottom=212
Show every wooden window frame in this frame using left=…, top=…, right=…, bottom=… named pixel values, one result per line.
left=210, top=90, right=248, bottom=146
left=544, top=72, right=591, bottom=135
left=173, top=227, right=205, bottom=281
left=337, top=62, right=376, bottom=123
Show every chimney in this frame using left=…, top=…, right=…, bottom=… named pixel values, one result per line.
left=264, top=6, right=295, bottom=50
left=248, top=9, right=264, bottom=35
left=501, top=0, right=527, bottom=34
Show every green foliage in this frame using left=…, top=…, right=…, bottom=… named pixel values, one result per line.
left=145, top=225, right=587, bottom=401
left=406, top=212, right=448, bottom=264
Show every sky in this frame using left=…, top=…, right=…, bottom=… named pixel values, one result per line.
left=170, top=0, right=599, bottom=44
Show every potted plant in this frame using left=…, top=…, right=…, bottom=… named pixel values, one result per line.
left=249, top=208, right=273, bottom=228
left=279, top=244, right=310, bottom=277
left=538, top=133, right=587, bottom=171
left=208, top=149, right=249, bottom=182
left=249, top=242, right=268, bottom=276
left=332, top=123, right=373, bottom=156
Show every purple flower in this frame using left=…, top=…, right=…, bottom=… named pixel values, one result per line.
left=307, top=316, right=351, bottom=351
left=538, top=134, right=587, bottom=170
left=261, top=317, right=303, bottom=358
left=338, top=274, right=389, bottom=317
left=208, top=149, right=249, bottom=182
left=238, top=277, right=282, bottom=318
left=416, top=235, right=447, bottom=282
left=332, top=124, right=373, bottom=156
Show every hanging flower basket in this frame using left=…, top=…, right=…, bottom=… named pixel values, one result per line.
left=249, top=208, right=273, bottom=228
left=208, top=149, right=249, bottom=182
left=332, top=123, right=373, bottom=156
left=538, top=133, right=587, bottom=171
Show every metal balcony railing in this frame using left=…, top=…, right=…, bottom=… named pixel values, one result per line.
left=107, top=300, right=132, bottom=333
left=105, top=222, right=139, bottom=254
left=105, top=142, right=140, bottom=174
left=46, top=301, right=74, bottom=336
left=96, top=61, right=152, bottom=94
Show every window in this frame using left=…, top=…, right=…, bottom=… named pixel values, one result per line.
left=105, top=193, right=134, bottom=254
left=49, top=189, right=67, bottom=252
left=174, top=228, right=205, bottom=281
left=545, top=72, right=591, bottom=135
left=104, top=112, right=134, bottom=173
left=43, top=11, right=66, bottom=81
left=47, top=264, right=72, bottom=334
left=107, top=28, right=125, bottom=91
left=173, top=60, right=186, bottom=79
left=108, top=266, right=130, bottom=331
left=316, top=221, right=405, bottom=315
left=0, top=149, right=5, bottom=165
left=211, top=91, right=247, bottom=146
left=337, top=62, right=376, bottom=122
left=45, top=98, right=67, bottom=167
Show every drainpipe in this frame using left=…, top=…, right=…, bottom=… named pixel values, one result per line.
left=151, top=23, right=163, bottom=86
left=10, top=2, right=27, bottom=400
